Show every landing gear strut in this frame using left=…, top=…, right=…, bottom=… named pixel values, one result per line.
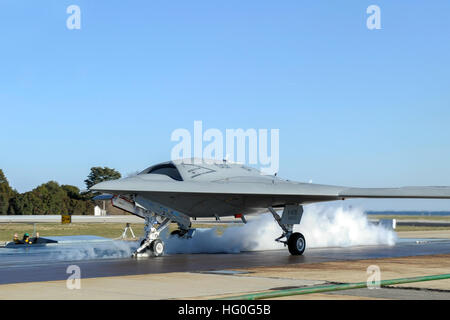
left=269, top=205, right=306, bottom=256
left=110, top=195, right=193, bottom=258
left=133, top=214, right=170, bottom=258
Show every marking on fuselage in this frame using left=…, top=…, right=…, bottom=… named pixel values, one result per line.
left=181, top=164, right=217, bottom=178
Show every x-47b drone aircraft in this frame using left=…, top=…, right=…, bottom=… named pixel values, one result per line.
left=91, top=159, right=450, bottom=257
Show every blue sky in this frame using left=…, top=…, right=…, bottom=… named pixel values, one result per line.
left=1, top=1, right=449, bottom=210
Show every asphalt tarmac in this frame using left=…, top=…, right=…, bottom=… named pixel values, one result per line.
left=1, top=238, right=450, bottom=285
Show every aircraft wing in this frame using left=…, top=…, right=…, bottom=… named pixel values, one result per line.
left=91, top=177, right=450, bottom=203
left=339, top=186, right=450, bottom=199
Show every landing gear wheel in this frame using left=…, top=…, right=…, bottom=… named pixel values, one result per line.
left=287, top=232, right=305, bottom=256
left=150, top=239, right=164, bottom=257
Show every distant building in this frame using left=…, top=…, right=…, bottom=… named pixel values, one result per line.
left=94, top=205, right=107, bottom=216
left=93, top=198, right=128, bottom=215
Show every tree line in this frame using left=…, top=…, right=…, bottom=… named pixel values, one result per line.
left=0, top=167, right=121, bottom=215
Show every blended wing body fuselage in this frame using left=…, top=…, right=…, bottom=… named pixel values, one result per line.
left=90, top=159, right=450, bottom=256
left=92, top=160, right=341, bottom=218
left=91, top=159, right=450, bottom=218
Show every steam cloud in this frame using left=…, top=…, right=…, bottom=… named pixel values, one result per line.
left=0, top=240, right=138, bottom=264
left=2, top=206, right=396, bottom=263
left=164, top=205, right=397, bottom=254
left=45, top=240, right=137, bottom=261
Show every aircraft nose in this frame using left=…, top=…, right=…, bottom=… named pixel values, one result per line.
left=90, top=177, right=134, bottom=193
left=90, top=180, right=117, bottom=192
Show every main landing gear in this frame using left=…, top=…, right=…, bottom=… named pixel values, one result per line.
left=287, top=232, right=306, bottom=255
left=269, top=205, right=306, bottom=256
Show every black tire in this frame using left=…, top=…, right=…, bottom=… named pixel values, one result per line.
left=287, top=232, right=306, bottom=255
left=150, top=239, right=164, bottom=257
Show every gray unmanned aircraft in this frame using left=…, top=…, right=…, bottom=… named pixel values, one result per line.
left=91, top=159, right=450, bottom=257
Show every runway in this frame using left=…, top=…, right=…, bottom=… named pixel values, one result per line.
left=1, top=237, right=450, bottom=285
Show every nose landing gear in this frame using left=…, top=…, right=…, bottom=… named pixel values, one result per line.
left=150, top=239, right=164, bottom=257
left=110, top=195, right=193, bottom=258
left=133, top=215, right=170, bottom=258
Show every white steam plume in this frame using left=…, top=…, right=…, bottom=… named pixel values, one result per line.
left=48, top=240, right=138, bottom=261
left=29, top=240, right=138, bottom=262
left=15, top=206, right=396, bottom=262
left=164, top=205, right=397, bottom=254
